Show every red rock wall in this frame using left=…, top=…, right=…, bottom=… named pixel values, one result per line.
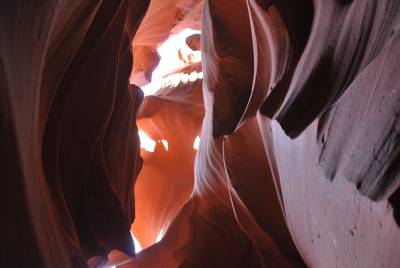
left=0, top=1, right=148, bottom=266
left=1, top=0, right=400, bottom=267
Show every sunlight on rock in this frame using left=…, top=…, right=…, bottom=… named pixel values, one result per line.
left=161, top=139, right=169, bottom=151
left=193, top=136, right=200, bottom=150
left=131, top=232, right=142, bottom=253
left=140, top=28, right=201, bottom=96
left=138, top=130, right=156, bottom=152
left=156, top=229, right=165, bottom=243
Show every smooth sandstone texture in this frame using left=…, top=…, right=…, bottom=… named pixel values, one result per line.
left=127, top=0, right=400, bottom=267
left=1, top=0, right=400, bottom=267
left=0, top=1, right=149, bottom=266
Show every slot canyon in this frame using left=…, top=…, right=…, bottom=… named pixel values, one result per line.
left=1, top=0, right=400, bottom=267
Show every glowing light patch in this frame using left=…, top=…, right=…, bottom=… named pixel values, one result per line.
left=193, top=136, right=200, bottom=150
left=131, top=232, right=142, bottom=253
left=161, top=139, right=169, bottom=151
left=156, top=229, right=165, bottom=243
left=140, top=28, right=202, bottom=96
left=138, top=130, right=156, bottom=152
left=188, top=71, right=198, bottom=82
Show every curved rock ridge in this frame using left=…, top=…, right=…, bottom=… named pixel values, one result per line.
left=0, top=0, right=149, bottom=266
left=263, top=0, right=400, bottom=202
left=123, top=0, right=305, bottom=267
left=1, top=0, right=400, bottom=267
left=127, top=0, right=400, bottom=267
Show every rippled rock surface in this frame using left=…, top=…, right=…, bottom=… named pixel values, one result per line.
left=1, top=0, right=399, bottom=267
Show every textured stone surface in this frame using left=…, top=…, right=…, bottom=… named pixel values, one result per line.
left=2, top=0, right=400, bottom=267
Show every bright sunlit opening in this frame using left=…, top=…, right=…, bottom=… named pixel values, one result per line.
left=193, top=136, right=200, bottom=150
left=141, top=28, right=202, bottom=96
left=138, top=130, right=156, bottom=152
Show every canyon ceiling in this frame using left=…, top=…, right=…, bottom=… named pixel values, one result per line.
left=1, top=0, right=400, bottom=267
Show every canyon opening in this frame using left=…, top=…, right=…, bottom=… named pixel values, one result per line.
left=1, top=1, right=400, bottom=268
